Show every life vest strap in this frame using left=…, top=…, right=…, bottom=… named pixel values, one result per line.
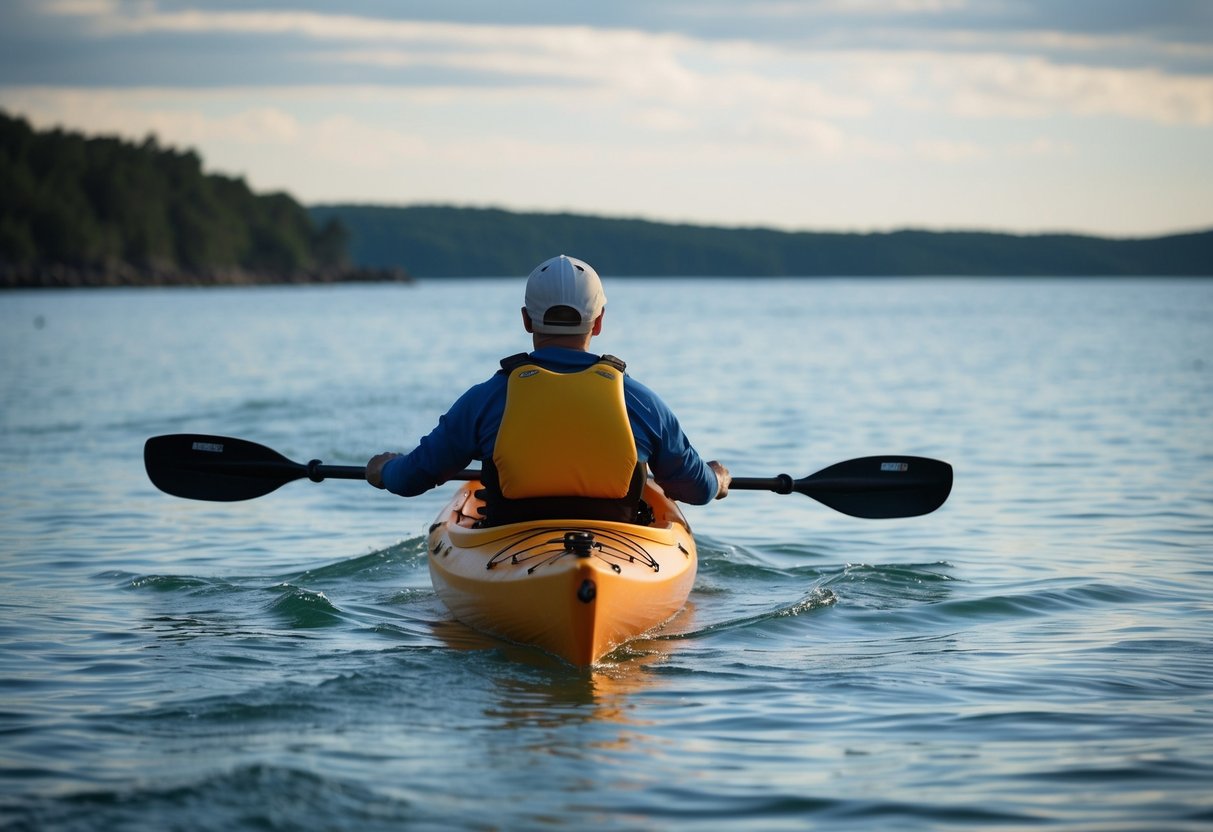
left=476, top=460, right=647, bottom=526
left=499, top=353, right=626, bottom=374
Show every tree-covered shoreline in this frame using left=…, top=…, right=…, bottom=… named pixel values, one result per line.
left=311, top=204, right=1213, bottom=278
left=4, top=109, right=1209, bottom=287
left=0, top=111, right=409, bottom=288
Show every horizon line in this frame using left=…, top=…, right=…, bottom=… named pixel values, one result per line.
left=307, top=201, right=1213, bottom=242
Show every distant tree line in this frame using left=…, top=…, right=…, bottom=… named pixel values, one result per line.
left=309, top=205, right=1213, bottom=278
left=0, top=111, right=409, bottom=288
left=4, top=108, right=1209, bottom=287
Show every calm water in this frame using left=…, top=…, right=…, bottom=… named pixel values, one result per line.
left=1, top=278, right=1211, bottom=830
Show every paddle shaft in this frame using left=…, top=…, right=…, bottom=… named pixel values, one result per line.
left=184, top=462, right=880, bottom=494
left=184, top=459, right=368, bottom=482
left=307, top=464, right=473, bottom=482
left=235, top=468, right=930, bottom=496
left=731, top=475, right=937, bottom=493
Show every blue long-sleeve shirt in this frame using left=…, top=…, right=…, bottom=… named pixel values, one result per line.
left=381, top=347, right=719, bottom=505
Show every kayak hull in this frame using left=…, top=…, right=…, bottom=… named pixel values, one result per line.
left=427, top=480, right=697, bottom=665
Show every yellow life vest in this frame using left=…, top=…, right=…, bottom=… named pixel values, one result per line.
left=492, top=355, right=638, bottom=500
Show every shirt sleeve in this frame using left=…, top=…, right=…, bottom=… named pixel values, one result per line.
left=380, top=377, right=502, bottom=497
left=624, top=378, right=719, bottom=505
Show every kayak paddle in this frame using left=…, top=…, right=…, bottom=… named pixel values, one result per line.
left=145, top=434, right=951, bottom=518
left=729, top=456, right=952, bottom=519
left=144, top=434, right=369, bottom=503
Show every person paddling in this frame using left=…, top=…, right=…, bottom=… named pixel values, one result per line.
left=366, top=254, right=729, bottom=525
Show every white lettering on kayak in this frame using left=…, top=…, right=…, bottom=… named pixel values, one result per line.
left=192, top=442, right=224, bottom=453
left=881, top=462, right=909, bottom=472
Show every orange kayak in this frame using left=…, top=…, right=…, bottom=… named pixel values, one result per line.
left=427, top=479, right=697, bottom=665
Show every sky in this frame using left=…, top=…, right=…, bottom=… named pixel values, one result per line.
left=2, top=0, right=1212, bottom=237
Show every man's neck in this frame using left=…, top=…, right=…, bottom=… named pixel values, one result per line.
left=532, top=333, right=593, bottom=351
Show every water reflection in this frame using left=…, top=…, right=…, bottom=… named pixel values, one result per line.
left=426, top=609, right=691, bottom=733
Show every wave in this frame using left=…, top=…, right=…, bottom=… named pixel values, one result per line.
left=279, top=538, right=428, bottom=584
left=3, top=763, right=418, bottom=832
left=116, top=573, right=236, bottom=594
left=263, top=584, right=343, bottom=629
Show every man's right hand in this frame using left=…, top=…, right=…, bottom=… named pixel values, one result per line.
left=708, top=460, right=731, bottom=500
left=366, top=452, right=400, bottom=489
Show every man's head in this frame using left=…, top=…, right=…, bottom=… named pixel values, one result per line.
left=523, top=255, right=606, bottom=335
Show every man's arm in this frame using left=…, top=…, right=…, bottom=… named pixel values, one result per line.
left=366, top=376, right=504, bottom=497
left=625, top=378, right=727, bottom=505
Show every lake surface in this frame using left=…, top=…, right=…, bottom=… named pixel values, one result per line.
left=1, top=278, right=1211, bottom=830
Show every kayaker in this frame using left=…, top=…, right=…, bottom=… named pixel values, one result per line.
left=366, top=254, right=730, bottom=524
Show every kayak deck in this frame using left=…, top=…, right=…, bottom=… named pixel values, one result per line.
left=427, top=480, right=697, bottom=665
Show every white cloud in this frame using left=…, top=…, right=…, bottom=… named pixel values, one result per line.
left=41, top=0, right=121, bottom=15
left=892, top=26, right=1213, bottom=62
left=934, top=55, right=1213, bottom=124
left=914, top=138, right=985, bottom=161
left=1007, top=137, right=1074, bottom=157
left=31, top=3, right=1213, bottom=126
left=825, top=50, right=1213, bottom=125
left=724, top=0, right=969, bottom=16
left=812, top=0, right=970, bottom=13
left=3, top=88, right=303, bottom=146
left=753, top=112, right=850, bottom=153
left=307, top=116, right=430, bottom=168
left=628, top=107, right=697, bottom=133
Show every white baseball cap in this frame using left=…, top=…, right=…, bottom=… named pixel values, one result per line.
left=524, top=255, right=606, bottom=335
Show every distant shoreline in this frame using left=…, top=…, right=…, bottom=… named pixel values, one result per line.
left=6, top=108, right=1209, bottom=285
left=0, top=263, right=413, bottom=290
left=309, top=204, right=1213, bottom=279
left=6, top=269, right=1207, bottom=290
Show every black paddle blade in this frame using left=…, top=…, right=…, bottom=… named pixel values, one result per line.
left=144, top=434, right=307, bottom=502
left=795, top=455, right=953, bottom=519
